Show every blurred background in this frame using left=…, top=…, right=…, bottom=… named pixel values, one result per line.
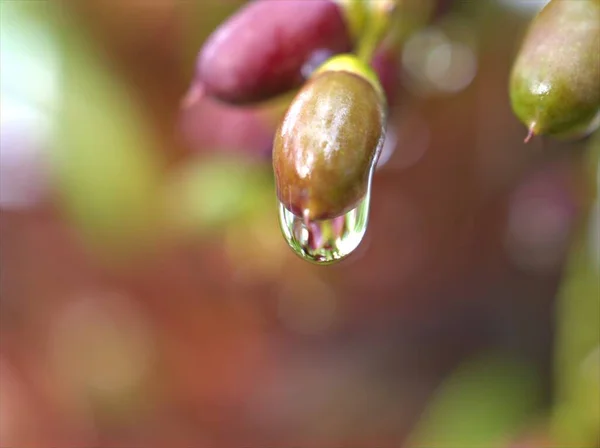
left=0, top=0, right=598, bottom=447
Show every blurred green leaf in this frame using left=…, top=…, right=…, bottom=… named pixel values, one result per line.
left=407, top=353, right=541, bottom=448
left=165, top=156, right=273, bottom=237
left=50, top=8, right=164, bottom=258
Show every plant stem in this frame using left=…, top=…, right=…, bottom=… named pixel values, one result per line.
left=356, top=0, right=397, bottom=64
left=551, top=130, right=600, bottom=447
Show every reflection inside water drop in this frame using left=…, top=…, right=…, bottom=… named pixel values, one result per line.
left=277, top=186, right=371, bottom=265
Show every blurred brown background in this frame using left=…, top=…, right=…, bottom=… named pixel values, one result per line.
left=0, top=1, right=597, bottom=447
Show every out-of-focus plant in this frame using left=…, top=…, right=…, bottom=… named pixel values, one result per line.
left=164, top=155, right=273, bottom=238
left=551, top=132, right=600, bottom=447
left=0, top=2, right=59, bottom=210
left=49, top=3, right=164, bottom=260
left=407, top=353, right=542, bottom=448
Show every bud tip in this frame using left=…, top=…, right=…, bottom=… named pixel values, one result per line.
left=524, top=123, right=536, bottom=143
left=180, top=83, right=205, bottom=110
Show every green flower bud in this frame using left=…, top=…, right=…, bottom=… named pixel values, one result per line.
left=510, top=0, right=600, bottom=141
left=273, top=54, right=386, bottom=221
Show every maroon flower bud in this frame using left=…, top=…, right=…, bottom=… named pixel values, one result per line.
left=180, top=96, right=273, bottom=159
left=193, top=0, right=354, bottom=105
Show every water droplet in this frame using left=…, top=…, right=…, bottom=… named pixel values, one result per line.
left=277, top=186, right=371, bottom=265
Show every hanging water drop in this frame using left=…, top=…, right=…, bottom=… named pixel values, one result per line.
left=278, top=184, right=371, bottom=265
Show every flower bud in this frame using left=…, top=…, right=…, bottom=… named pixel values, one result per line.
left=194, top=0, right=360, bottom=105
left=273, top=55, right=386, bottom=221
left=510, top=0, right=600, bottom=141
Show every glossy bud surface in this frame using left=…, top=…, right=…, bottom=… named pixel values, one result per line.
left=510, top=0, right=600, bottom=140
left=273, top=58, right=386, bottom=221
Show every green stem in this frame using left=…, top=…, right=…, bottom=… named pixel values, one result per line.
left=551, top=130, right=600, bottom=446
left=356, top=0, right=397, bottom=63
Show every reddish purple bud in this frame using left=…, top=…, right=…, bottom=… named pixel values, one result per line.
left=195, top=0, right=353, bottom=105
left=180, top=96, right=274, bottom=159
